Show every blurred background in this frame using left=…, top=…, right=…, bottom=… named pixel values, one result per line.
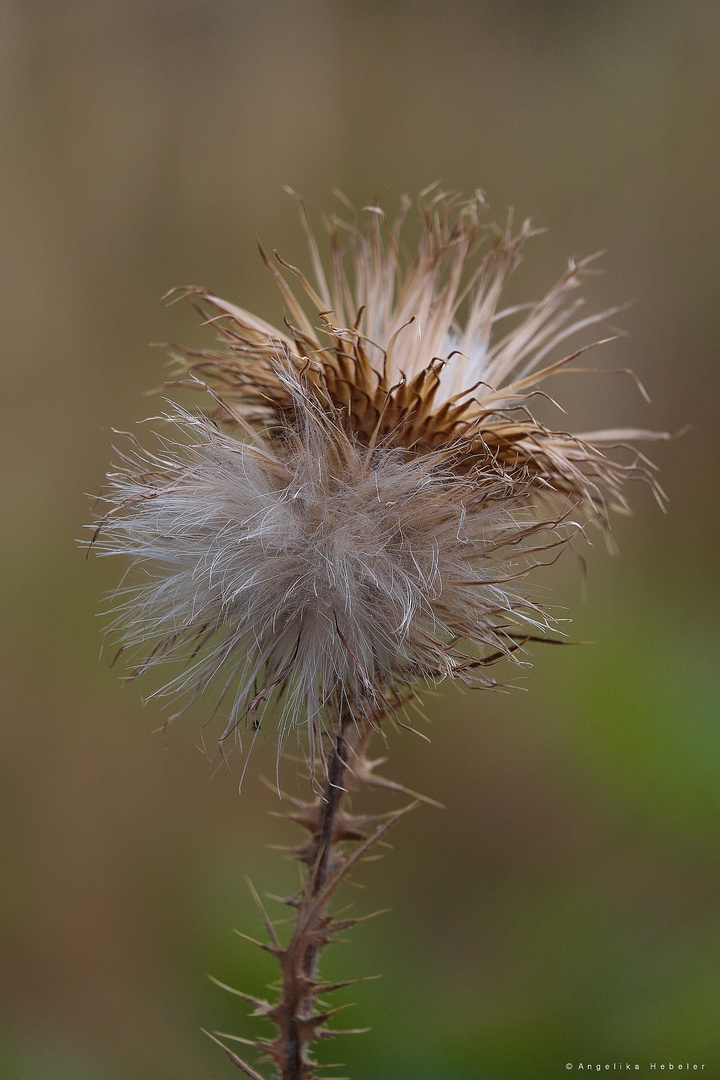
left=1, top=1, right=719, bottom=1077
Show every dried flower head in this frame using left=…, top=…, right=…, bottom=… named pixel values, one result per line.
left=93, top=188, right=664, bottom=759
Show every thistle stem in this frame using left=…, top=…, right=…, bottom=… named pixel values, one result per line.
left=301, top=723, right=351, bottom=974
left=280, top=715, right=371, bottom=1080
left=218, top=712, right=420, bottom=1080
left=311, top=722, right=352, bottom=898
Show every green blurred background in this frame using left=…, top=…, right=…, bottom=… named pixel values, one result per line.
left=1, top=1, right=719, bottom=1077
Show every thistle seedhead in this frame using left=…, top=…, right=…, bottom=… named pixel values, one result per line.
left=91, top=188, right=666, bottom=760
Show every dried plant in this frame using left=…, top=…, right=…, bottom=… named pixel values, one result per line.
left=90, top=188, right=666, bottom=1080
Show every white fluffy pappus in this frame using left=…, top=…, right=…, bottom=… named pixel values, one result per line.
left=94, top=376, right=571, bottom=758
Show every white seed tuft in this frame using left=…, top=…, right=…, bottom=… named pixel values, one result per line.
left=94, top=375, right=565, bottom=757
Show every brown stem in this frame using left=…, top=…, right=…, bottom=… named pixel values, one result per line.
left=301, top=724, right=350, bottom=973
left=312, top=723, right=352, bottom=897
left=215, top=709, right=423, bottom=1080
left=281, top=714, right=370, bottom=1080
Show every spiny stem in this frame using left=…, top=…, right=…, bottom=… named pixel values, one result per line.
left=305, top=725, right=351, bottom=945
left=315, top=726, right=350, bottom=893
left=282, top=715, right=369, bottom=1080
left=215, top=711, right=424, bottom=1080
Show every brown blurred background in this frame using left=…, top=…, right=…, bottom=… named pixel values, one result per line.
left=1, top=2, right=719, bottom=1077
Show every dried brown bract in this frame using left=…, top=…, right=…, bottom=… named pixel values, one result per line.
left=172, top=187, right=663, bottom=531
